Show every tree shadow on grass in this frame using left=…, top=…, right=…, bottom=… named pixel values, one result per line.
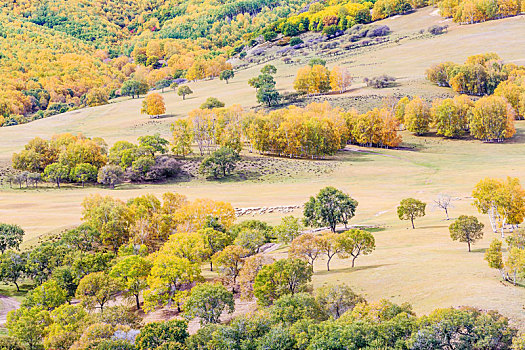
left=470, top=247, right=487, bottom=253
left=314, top=263, right=391, bottom=276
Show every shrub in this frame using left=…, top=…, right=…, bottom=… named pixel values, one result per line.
left=363, top=75, right=396, bottom=88
left=289, top=37, right=303, bottom=46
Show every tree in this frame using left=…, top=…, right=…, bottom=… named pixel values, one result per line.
left=315, top=284, right=365, bottom=319
left=261, top=65, right=277, bottom=75
left=253, top=258, right=313, bottom=306
left=97, top=165, right=123, bottom=189
left=43, top=163, right=69, bottom=188
left=22, top=279, right=68, bottom=310
left=238, top=254, right=274, bottom=300
left=485, top=239, right=505, bottom=280
left=256, top=83, right=281, bottom=106
left=0, top=251, right=26, bottom=292
left=141, top=93, right=166, bottom=118
left=43, top=304, right=87, bottom=350
left=170, top=82, right=179, bottom=92
left=138, top=134, right=169, bottom=155
left=472, top=177, right=525, bottom=236
left=304, top=187, right=358, bottom=232
left=110, top=255, right=152, bottom=310
left=289, top=233, right=321, bottom=267
left=270, top=293, right=326, bottom=325
left=144, top=250, right=202, bottom=311
left=184, top=283, right=235, bottom=325
left=434, top=194, right=453, bottom=220
left=506, top=229, right=525, bottom=249
left=71, top=163, right=98, bottom=187
left=171, top=119, right=193, bottom=157
left=6, top=307, right=51, bottom=350
left=330, top=66, right=352, bottom=93
left=121, top=80, right=149, bottom=99
left=468, top=95, right=515, bottom=142
left=404, top=97, right=431, bottom=135
left=506, top=247, right=525, bottom=285
left=274, top=216, right=303, bottom=244
left=397, top=198, right=426, bottom=229
left=212, top=245, right=249, bottom=290
left=338, top=229, right=376, bottom=267
left=219, top=70, right=234, bottom=84
left=431, top=95, right=472, bottom=138
left=316, top=232, right=345, bottom=271
left=233, top=227, right=268, bottom=254
left=199, top=146, right=240, bottom=179
left=75, top=272, right=121, bottom=312
left=135, top=320, right=188, bottom=350
left=178, top=86, right=193, bottom=100
left=200, top=97, right=225, bottom=109
left=0, top=224, right=24, bottom=254
left=199, top=228, right=234, bottom=271
left=449, top=215, right=484, bottom=252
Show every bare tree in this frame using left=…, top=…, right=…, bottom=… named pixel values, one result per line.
left=434, top=194, right=453, bottom=220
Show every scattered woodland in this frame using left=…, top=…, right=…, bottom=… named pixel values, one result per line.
left=0, top=0, right=525, bottom=349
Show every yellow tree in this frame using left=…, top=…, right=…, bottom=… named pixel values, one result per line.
left=171, top=119, right=193, bottom=157
left=141, top=93, right=166, bottom=119
left=404, top=96, right=431, bottom=135
left=468, top=95, right=515, bottom=141
left=330, top=66, right=352, bottom=93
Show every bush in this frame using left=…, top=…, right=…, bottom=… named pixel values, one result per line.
left=199, top=147, right=240, bottom=179
left=428, top=25, right=448, bottom=35
left=200, top=97, right=225, bottom=109
left=367, top=25, right=390, bottom=37
left=363, top=75, right=396, bottom=88
left=0, top=336, right=26, bottom=350
left=135, top=320, right=188, bottom=350
left=289, top=37, right=303, bottom=46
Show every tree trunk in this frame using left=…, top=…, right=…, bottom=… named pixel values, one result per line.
left=445, top=208, right=449, bottom=220
left=327, top=257, right=332, bottom=271
left=13, top=281, right=19, bottom=292
left=210, top=261, right=213, bottom=272
left=352, top=256, right=357, bottom=267
left=468, top=241, right=471, bottom=252
left=411, top=217, right=415, bottom=229
left=57, top=179, right=60, bottom=188
left=135, top=294, right=141, bottom=310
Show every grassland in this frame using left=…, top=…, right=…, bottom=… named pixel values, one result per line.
left=1, top=6, right=524, bottom=328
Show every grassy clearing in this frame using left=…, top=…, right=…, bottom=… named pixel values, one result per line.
left=0, top=6, right=524, bottom=328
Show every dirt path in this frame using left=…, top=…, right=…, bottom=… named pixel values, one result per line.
left=0, top=295, right=20, bottom=324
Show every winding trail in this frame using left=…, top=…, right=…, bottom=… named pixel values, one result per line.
left=0, top=295, right=20, bottom=324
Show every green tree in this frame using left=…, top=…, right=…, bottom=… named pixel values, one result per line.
left=135, top=320, right=189, bottom=350
left=110, top=255, right=152, bottom=310
left=184, top=283, right=235, bottom=325
left=6, top=307, right=51, bottom=350
left=0, top=224, right=24, bottom=254
left=315, top=284, right=365, bottom=319
left=138, top=134, right=169, bottom=155
left=75, top=272, right=121, bottom=312
left=449, top=215, right=484, bottom=252
left=200, top=97, right=225, bottom=109
left=178, top=86, right=193, bottom=100
left=71, top=163, right=98, bottom=187
left=199, top=146, right=240, bottom=179
left=199, top=228, right=234, bottom=271
left=219, top=70, right=234, bottom=84
left=397, top=198, right=426, bottom=229
left=304, top=187, right=358, bottom=232
left=273, top=216, right=303, bottom=244
left=256, top=84, right=280, bottom=106
left=121, top=80, right=149, bottom=99
left=270, top=292, right=326, bottom=325
left=234, top=227, right=268, bottom=254
left=0, top=251, right=26, bottom=292
left=485, top=239, right=505, bottom=280
left=44, top=163, right=69, bottom=188
left=97, top=164, right=124, bottom=189
left=22, top=279, right=68, bottom=310
left=43, top=304, right=87, bottom=350
left=261, top=64, right=277, bottom=75
left=338, top=229, right=376, bottom=267
left=253, top=258, right=313, bottom=306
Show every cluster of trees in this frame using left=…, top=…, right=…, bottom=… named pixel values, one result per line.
left=265, top=0, right=372, bottom=39
left=294, top=62, right=352, bottom=95
left=11, top=133, right=180, bottom=188
left=372, top=0, right=419, bottom=20
left=439, top=0, right=521, bottom=24
left=426, top=53, right=525, bottom=100
left=0, top=0, right=317, bottom=125
left=485, top=230, right=525, bottom=285
left=395, top=94, right=516, bottom=141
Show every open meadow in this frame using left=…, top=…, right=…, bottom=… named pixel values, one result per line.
left=1, top=6, right=525, bottom=331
